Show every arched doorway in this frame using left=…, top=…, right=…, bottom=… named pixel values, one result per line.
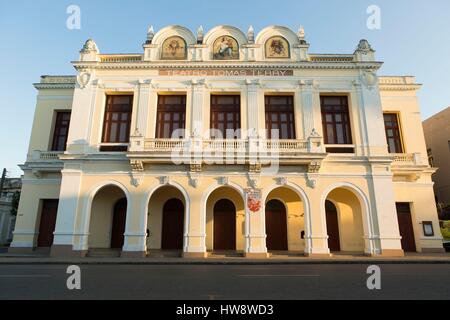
left=88, top=184, right=128, bottom=250
left=264, top=186, right=305, bottom=253
left=324, top=187, right=365, bottom=253
left=111, top=198, right=127, bottom=249
left=265, top=200, right=288, bottom=251
left=213, top=199, right=236, bottom=251
left=147, top=185, right=187, bottom=252
left=161, top=199, right=185, bottom=250
left=325, top=200, right=340, bottom=252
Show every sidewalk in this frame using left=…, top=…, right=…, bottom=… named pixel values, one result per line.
left=1, top=251, right=450, bottom=265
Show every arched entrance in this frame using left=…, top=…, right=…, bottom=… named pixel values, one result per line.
left=325, top=200, right=340, bottom=252
left=324, top=187, right=365, bottom=253
left=161, top=199, right=185, bottom=250
left=88, top=184, right=128, bottom=250
left=213, top=199, right=236, bottom=250
left=264, top=186, right=305, bottom=253
left=147, top=185, right=187, bottom=252
left=265, top=200, right=288, bottom=251
left=111, top=198, right=127, bottom=249
left=205, top=186, right=245, bottom=253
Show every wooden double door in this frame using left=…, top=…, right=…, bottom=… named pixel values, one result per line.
left=265, top=200, right=288, bottom=251
left=325, top=200, right=341, bottom=252
left=37, top=200, right=59, bottom=248
left=213, top=199, right=236, bottom=250
left=161, top=199, right=185, bottom=250
left=396, top=203, right=417, bottom=252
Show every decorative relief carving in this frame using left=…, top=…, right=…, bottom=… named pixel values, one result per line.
left=77, top=72, right=91, bottom=89
left=159, top=176, right=170, bottom=185
left=130, top=160, right=144, bottom=172
left=306, top=174, right=317, bottom=189
left=276, top=177, right=287, bottom=186
left=249, top=163, right=262, bottom=173
left=218, top=177, right=229, bottom=186
left=308, top=160, right=321, bottom=173
left=361, top=70, right=378, bottom=90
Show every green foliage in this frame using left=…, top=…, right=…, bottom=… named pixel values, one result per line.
left=441, top=221, right=450, bottom=240
left=10, top=191, right=20, bottom=216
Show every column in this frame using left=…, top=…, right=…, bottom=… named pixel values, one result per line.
left=368, top=168, right=403, bottom=256
left=246, top=80, right=261, bottom=136
left=183, top=191, right=207, bottom=258
left=122, top=191, right=147, bottom=258
left=244, top=188, right=268, bottom=258
left=354, top=72, right=389, bottom=156
left=191, top=79, right=206, bottom=136
left=135, top=80, right=152, bottom=138
left=51, top=164, right=84, bottom=257
left=299, top=80, right=316, bottom=139
left=129, top=81, right=151, bottom=152
left=304, top=186, right=330, bottom=256
left=67, top=75, right=100, bottom=154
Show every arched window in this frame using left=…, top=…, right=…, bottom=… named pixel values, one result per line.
left=161, top=36, right=187, bottom=60
left=265, top=36, right=290, bottom=59
left=213, top=36, right=239, bottom=60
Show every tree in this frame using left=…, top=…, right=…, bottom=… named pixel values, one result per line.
left=10, top=191, right=20, bottom=216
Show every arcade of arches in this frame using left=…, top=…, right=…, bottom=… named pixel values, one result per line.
left=84, top=183, right=370, bottom=257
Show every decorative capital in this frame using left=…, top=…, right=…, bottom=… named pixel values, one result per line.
left=308, top=160, right=321, bottom=173
left=190, top=162, right=202, bottom=173
left=249, top=162, right=262, bottom=173
left=130, top=160, right=144, bottom=172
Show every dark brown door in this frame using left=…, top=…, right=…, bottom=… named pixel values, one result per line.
left=111, top=198, right=127, bottom=249
left=37, top=200, right=59, bottom=247
left=325, top=200, right=341, bottom=252
left=161, top=199, right=185, bottom=250
left=214, top=199, right=236, bottom=250
left=396, top=203, right=417, bottom=252
left=265, top=200, right=288, bottom=251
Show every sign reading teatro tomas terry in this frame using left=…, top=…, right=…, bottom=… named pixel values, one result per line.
left=159, top=69, right=294, bottom=77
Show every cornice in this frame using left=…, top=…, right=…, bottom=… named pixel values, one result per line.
left=34, top=83, right=76, bottom=90
left=72, top=61, right=384, bottom=71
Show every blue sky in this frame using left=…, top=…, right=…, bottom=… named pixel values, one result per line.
left=1, top=0, right=450, bottom=177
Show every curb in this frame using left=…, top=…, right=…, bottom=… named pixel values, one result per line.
left=1, top=258, right=450, bottom=265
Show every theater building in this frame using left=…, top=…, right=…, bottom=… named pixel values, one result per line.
left=10, top=25, right=444, bottom=257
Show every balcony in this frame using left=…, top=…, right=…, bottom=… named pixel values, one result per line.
left=21, top=151, right=64, bottom=177
left=392, top=153, right=422, bottom=166
left=127, top=135, right=326, bottom=167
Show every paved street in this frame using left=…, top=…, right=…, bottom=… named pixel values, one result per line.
left=0, top=264, right=449, bottom=300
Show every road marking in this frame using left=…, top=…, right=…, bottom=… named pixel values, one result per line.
left=239, top=274, right=320, bottom=277
left=0, top=275, right=51, bottom=278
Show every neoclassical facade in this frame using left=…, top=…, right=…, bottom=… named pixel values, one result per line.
left=10, top=25, right=444, bottom=258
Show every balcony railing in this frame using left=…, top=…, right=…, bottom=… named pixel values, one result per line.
left=30, top=151, right=63, bottom=161
left=131, top=136, right=323, bottom=156
left=392, top=153, right=422, bottom=166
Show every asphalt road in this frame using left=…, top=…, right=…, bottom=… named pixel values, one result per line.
left=0, top=264, right=449, bottom=300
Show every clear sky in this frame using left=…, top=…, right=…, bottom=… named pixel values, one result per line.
left=1, top=0, right=450, bottom=177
